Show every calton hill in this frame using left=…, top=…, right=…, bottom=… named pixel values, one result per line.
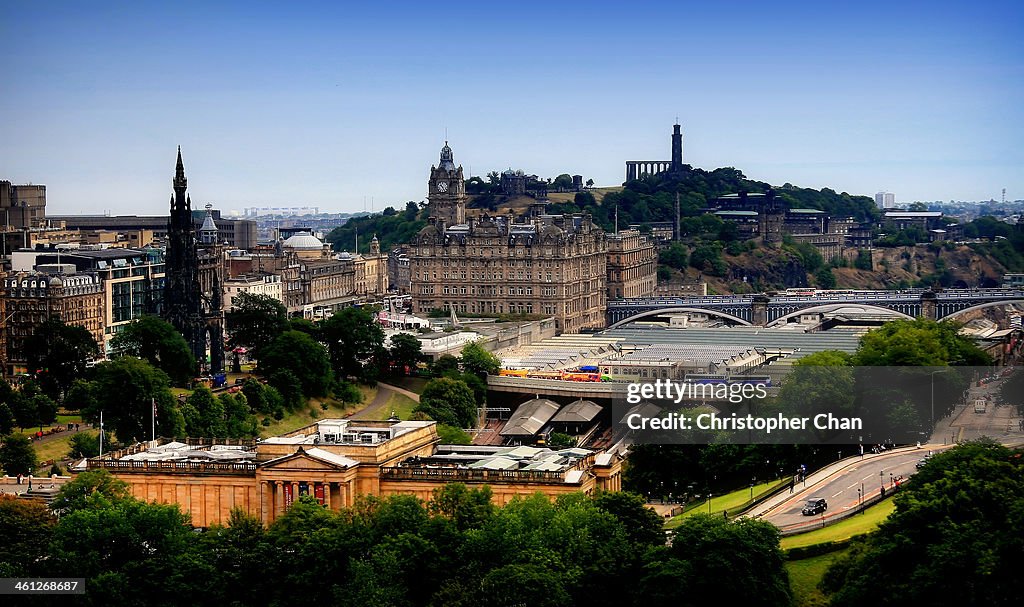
left=328, top=165, right=1024, bottom=294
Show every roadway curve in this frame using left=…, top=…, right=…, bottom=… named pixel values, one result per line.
left=762, top=449, right=929, bottom=531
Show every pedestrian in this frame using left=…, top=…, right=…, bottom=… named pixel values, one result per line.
left=723, top=510, right=728, bottom=521
left=789, top=479, right=794, bottom=494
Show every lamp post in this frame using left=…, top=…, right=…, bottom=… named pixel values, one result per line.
left=879, top=469, right=884, bottom=492
left=931, top=369, right=951, bottom=433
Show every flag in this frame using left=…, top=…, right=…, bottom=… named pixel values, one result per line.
left=152, top=397, right=158, bottom=418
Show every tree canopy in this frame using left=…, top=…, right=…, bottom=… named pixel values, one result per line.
left=853, top=318, right=992, bottom=366
left=110, top=315, right=196, bottom=385
left=259, top=331, right=334, bottom=398
left=319, top=307, right=385, bottom=381
left=225, top=293, right=289, bottom=358
left=24, top=318, right=100, bottom=400
left=822, top=440, right=1024, bottom=607
left=83, top=357, right=183, bottom=443
left=414, top=377, right=477, bottom=428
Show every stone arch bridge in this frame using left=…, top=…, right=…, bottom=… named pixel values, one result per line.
left=607, top=289, right=1024, bottom=328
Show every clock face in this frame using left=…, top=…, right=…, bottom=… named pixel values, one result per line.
left=436, top=181, right=449, bottom=193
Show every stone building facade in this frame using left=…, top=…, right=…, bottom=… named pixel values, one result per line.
left=2, top=270, right=104, bottom=375
left=88, top=419, right=623, bottom=528
left=410, top=143, right=607, bottom=333
left=606, top=229, right=657, bottom=300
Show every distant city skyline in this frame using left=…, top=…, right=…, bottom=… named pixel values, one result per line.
left=1, top=0, right=1021, bottom=216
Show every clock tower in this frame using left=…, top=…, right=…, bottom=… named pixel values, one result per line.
left=427, top=141, right=466, bottom=228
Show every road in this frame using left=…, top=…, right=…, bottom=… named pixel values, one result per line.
left=763, top=449, right=925, bottom=529
left=758, top=371, right=1024, bottom=531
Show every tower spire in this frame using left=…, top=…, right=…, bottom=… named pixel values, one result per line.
left=173, top=146, right=187, bottom=191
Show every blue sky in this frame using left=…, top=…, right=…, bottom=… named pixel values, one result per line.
left=1, top=0, right=1021, bottom=215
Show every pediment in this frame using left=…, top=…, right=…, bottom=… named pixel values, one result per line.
left=261, top=449, right=356, bottom=471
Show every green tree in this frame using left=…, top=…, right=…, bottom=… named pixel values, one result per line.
left=388, top=333, right=423, bottom=373
left=0, top=434, right=36, bottom=476
left=0, top=403, right=14, bottom=435
left=67, top=432, right=101, bottom=459
left=0, top=495, right=56, bottom=576
left=593, top=491, right=665, bottom=548
left=436, top=423, right=472, bottom=444
left=85, top=357, right=182, bottom=443
left=319, top=307, right=385, bottom=380
left=184, top=387, right=225, bottom=437
left=414, top=377, right=477, bottom=428
left=225, top=292, right=289, bottom=358
left=815, top=267, right=837, bottom=289
left=270, top=369, right=305, bottom=410
left=854, top=318, right=992, bottom=366
left=552, top=173, right=574, bottom=190
left=288, top=317, right=321, bottom=340
left=822, top=441, right=1024, bottom=607
left=47, top=492, right=195, bottom=600
left=260, top=331, right=334, bottom=397
left=222, top=392, right=257, bottom=438
left=427, top=483, right=495, bottom=531
left=110, top=315, right=197, bottom=385
left=431, top=354, right=460, bottom=375
left=654, top=514, right=791, bottom=606
left=658, top=242, right=688, bottom=270
left=64, top=379, right=97, bottom=413
left=690, top=241, right=727, bottom=276
left=23, top=318, right=100, bottom=400
left=50, top=469, right=131, bottom=515
left=459, top=341, right=500, bottom=378
left=854, top=248, right=873, bottom=270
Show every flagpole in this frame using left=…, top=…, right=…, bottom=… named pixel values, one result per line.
left=151, top=397, right=156, bottom=442
left=99, top=411, right=104, bottom=457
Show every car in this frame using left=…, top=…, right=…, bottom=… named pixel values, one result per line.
left=801, top=498, right=827, bottom=516
left=915, top=454, right=932, bottom=469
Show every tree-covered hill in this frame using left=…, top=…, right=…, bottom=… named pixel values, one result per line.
left=325, top=201, right=427, bottom=254
left=327, top=166, right=881, bottom=253
left=547, top=167, right=880, bottom=233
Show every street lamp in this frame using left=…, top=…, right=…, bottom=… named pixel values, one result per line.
left=879, top=469, right=884, bottom=492
left=931, top=369, right=951, bottom=433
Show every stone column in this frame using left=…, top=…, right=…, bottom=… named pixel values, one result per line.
left=273, top=481, right=283, bottom=520
left=751, top=295, right=769, bottom=327
left=322, top=482, right=331, bottom=510
left=291, top=482, right=299, bottom=507
left=260, top=481, right=270, bottom=525
left=920, top=291, right=937, bottom=320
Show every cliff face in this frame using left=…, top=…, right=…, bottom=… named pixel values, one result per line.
left=696, top=244, right=1009, bottom=294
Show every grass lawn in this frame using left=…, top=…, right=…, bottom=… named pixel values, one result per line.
left=665, top=481, right=780, bottom=529
left=781, top=497, right=895, bottom=550
left=258, top=386, right=376, bottom=437
left=33, top=429, right=99, bottom=468
left=383, top=392, right=419, bottom=420
left=785, top=549, right=848, bottom=607
left=388, top=376, right=428, bottom=394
